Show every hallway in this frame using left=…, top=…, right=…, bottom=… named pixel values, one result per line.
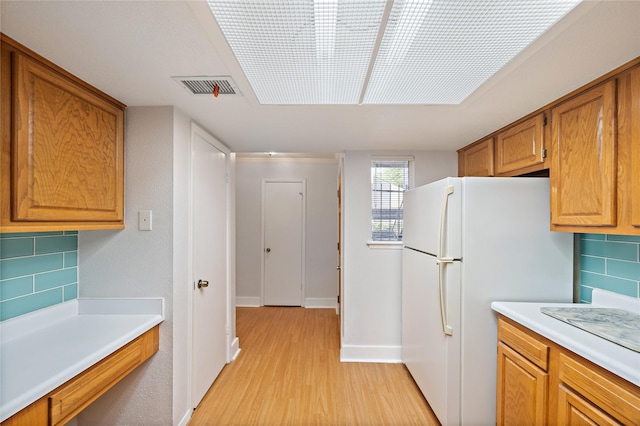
left=189, top=307, right=439, bottom=425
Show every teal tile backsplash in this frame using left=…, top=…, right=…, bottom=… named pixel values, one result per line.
left=0, top=231, right=78, bottom=321
left=579, top=233, right=640, bottom=303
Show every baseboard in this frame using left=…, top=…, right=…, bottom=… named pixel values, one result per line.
left=176, top=408, right=192, bottom=426
left=236, top=296, right=260, bottom=307
left=230, top=337, right=241, bottom=361
left=340, top=344, right=402, bottom=363
left=236, top=297, right=336, bottom=308
left=304, top=297, right=336, bottom=309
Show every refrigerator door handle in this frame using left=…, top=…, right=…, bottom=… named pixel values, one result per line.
left=437, top=185, right=455, bottom=259
left=437, top=258, right=454, bottom=336
left=436, top=185, right=455, bottom=336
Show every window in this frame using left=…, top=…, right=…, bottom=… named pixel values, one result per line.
left=370, top=158, right=412, bottom=242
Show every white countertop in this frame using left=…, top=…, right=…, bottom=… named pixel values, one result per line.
left=492, top=289, right=640, bottom=388
left=0, top=298, right=164, bottom=422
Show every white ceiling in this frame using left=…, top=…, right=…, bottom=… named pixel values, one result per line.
left=1, top=1, right=639, bottom=153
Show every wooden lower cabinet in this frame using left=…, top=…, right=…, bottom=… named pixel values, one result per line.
left=497, top=342, right=548, bottom=426
left=497, top=316, right=640, bottom=426
left=557, top=385, right=620, bottom=426
left=1, top=326, right=159, bottom=426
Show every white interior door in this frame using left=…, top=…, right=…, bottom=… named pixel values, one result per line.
left=263, top=181, right=304, bottom=306
left=192, top=128, right=227, bottom=407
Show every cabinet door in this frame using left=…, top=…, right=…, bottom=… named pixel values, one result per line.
left=495, top=114, right=546, bottom=175
left=12, top=52, right=124, bottom=222
left=497, top=342, right=548, bottom=426
left=558, top=352, right=640, bottom=425
left=557, top=385, right=621, bottom=426
left=627, top=67, right=640, bottom=228
left=550, top=81, right=617, bottom=227
left=615, top=65, right=640, bottom=235
left=459, top=138, right=494, bottom=176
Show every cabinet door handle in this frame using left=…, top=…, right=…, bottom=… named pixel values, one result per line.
left=197, top=280, right=209, bottom=289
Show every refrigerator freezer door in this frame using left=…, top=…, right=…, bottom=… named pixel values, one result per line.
left=402, top=248, right=462, bottom=425
left=403, top=177, right=462, bottom=259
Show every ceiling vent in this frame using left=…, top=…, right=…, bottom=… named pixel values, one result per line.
left=172, top=76, right=241, bottom=97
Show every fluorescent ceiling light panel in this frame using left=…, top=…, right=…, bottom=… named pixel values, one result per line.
left=207, top=0, right=386, bottom=104
left=206, top=0, right=581, bottom=105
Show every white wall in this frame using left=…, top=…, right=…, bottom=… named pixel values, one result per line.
left=78, top=106, right=195, bottom=425
left=341, top=150, right=457, bottom=362
left=171, top=108, right=191, bottom=425
left=235, top=158, right=338, bottom=307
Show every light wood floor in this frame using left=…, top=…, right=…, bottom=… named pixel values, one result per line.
left=189, top=307, right=439, bottom=425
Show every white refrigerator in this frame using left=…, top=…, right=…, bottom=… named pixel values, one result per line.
left=402, top=177, right=573, bottom=425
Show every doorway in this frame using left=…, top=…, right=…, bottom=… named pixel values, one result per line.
left=191, top=124, right=228, bottom=408
left=261, top=180, right=306, bottom=306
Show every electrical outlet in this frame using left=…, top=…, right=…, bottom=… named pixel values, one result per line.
left=138, top=210, right=152, bottom=231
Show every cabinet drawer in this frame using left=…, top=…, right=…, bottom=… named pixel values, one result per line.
left=498, top=318, right=549, bottom=371
left=558, top=352, right=640, bottom=425
left=48, top=326, right=159, bottom=426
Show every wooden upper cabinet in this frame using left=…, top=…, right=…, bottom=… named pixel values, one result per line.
left=458, top=137, right=494, bottom=177
left=624, top=67, right=640, bottom=229
left=550, top=81, right=617, bottom=227
left=1, top=34, right=125, bottom=232
left=455, top=56, right=639, bottom=234
left=13, top=52, right=124, bottom=222
left=495, top=114, right=547, bottom=176
left=459, top=115, right=548, bottom=178
left=615, top=65, right=640, bottom=234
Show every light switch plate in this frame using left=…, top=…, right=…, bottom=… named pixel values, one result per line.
left=138, top=210, right=152, bottom=231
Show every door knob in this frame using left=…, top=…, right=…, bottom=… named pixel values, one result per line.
left=265, top=248, right=271, bottom=253
left=197, top=279, right=209, bottom=289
